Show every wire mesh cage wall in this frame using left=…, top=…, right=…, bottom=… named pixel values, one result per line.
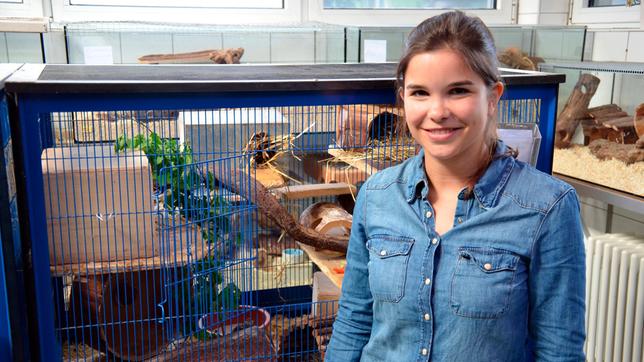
left=4, top=63, right=563, bottom=361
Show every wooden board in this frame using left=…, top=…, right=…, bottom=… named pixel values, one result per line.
left=297, top=242, right=345, bottom=289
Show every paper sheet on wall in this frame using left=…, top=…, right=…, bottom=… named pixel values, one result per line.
left=83, top=46, right=114, bottom=65
left=363, top=40, right=387, bottom=63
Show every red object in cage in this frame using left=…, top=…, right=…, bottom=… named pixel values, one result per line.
left=198, top=306, right=270, bottom=338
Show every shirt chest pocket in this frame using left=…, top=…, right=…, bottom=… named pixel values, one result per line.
left=450, top=247, right=520, bottom=319
left=366, top=236, right=414, bottom=303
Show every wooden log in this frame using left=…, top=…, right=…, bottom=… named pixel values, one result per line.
left=218, top=169, right=349, bottom=253
left=636, top=135, right=644, bottom=149
left=601, top=116, right=639, bottom=144
left=555, top=73, right=601, bottom=148
left=588, top=139, right=644, bottom=164
left=299, top=202, right=352, bottom=236
left=71, top=269, right=169, bottom=361
left=635, top=103, right=644, bottom=137
left=588, top=104, right=626, bottom=119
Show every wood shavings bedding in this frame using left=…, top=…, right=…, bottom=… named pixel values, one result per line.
left=553, top=145, right=644, bottom=197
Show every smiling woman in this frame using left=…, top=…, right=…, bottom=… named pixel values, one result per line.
left=326, top=10, right=586, bottom=362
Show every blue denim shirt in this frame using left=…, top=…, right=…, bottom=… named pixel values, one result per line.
left=325, top=141, right=586, bottom=362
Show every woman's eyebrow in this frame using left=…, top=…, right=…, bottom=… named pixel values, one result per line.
left=448, top=80, right=475, bottom=87
left=405, top=84, right=426, bottom=90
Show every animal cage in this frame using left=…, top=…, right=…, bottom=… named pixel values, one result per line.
left=3, top=63, right=562, bottom=361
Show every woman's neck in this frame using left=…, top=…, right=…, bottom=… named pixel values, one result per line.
left=424, top=145, right=490, bottom=197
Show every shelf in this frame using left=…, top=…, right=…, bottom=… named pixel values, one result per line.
left=554, top=173, right=644, bottom=215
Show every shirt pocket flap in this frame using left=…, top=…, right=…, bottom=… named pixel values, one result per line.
left=367, top=236, right=414, bottom=259
left=458, top=247, right=519, bottom=273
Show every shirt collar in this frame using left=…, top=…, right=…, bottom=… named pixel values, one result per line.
left=405, top=140, right=515, bottom=208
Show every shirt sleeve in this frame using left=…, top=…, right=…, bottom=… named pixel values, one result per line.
left=529, top=188, right=586, bottom=361
left=325, top=185, right=373, bottom=362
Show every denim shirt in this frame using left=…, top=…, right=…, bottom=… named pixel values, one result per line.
left=325, top=141, right=586, bottom=362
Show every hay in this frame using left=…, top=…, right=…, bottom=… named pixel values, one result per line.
left=553, top=145, right=644, bottom=197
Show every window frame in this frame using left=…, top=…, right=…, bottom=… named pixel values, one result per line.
left=0, top=0, right=44, bottom=18
left=307, top=0, right=517, bottom=26
left=50, top=0, right=301, bottom=24
left=570, top=0, right=641, bottom=28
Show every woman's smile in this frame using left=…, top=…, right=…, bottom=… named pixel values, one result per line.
left=422, top=127, right=463, bottom=142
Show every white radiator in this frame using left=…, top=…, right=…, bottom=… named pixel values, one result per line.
left=585, top=233, right=644, bottom=362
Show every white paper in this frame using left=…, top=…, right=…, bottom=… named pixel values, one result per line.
left=83, top=46, right=114, bottom=65
left=363, top=39, right=387, bottom=63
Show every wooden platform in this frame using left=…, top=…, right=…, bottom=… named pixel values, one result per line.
left=296, top=243, right=345, bottom=289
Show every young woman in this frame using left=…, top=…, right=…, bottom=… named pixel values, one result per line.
left=325, top=11, right=586, bottom=361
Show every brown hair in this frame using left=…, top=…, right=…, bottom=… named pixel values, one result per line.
left=396, top=11, right=516, bottom=197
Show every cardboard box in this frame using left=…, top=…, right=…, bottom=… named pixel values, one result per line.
left=312, top=271, right=340, bottom=319
left=42, top=145, right=157, bottom=265
left=177, top=108, right=289, bottom=163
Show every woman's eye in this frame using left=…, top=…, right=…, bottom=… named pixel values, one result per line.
left=410, top=90, right=428, bottom=96
left=450, top=87, right=469, bottom=95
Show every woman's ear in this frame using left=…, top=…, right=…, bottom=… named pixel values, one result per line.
left=488, top=81, right=504, bottom=116
left=398, top=87, right=405, bottom=104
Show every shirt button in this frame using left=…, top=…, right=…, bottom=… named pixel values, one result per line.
left=424, top=278, right=431, bottom=285
left=424, top=313, right=431, bottom=321
left=421, top=348, right=428, bottom=356
left=431, top=237, right=438, bottom=245
left=380, top=250, right=387, bottom=256
left=425, top=210, right=432, bottom=218
left=457, top=217, right=463, bottom=224
left=484, top=263, right=492, bottom=270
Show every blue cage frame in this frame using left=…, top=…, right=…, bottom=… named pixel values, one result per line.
left=4, top=63, right=564, bottom=360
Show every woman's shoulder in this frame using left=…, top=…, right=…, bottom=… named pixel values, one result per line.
left=503, top=159, right=577, bottom=214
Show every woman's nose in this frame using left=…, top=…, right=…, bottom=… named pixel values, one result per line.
left=428, top=98, right=449, bottom=122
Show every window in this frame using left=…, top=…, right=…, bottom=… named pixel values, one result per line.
left=588, top=0, right=640, bottom=6
left=51, top=0, right=299, bottom=24
left=67, top=0, right=283, bottom=8
left=323, top=0, right=496, bottom=10
left=311, top=0, right=515, bottom=26
left=0, top=0, right=44, bottom=17
left=570, top=0, right=641, bottom=27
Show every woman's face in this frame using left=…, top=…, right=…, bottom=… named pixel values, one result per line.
left=401, top=49, right=502, bottom=166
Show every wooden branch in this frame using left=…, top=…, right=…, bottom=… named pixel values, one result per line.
left=138, top=47, right=244, bottom=64
left=219, top=170, right=348, bottom=253
left=555, top=73, right=601, bottom=148
left=271, top=182, right=356, bottom=200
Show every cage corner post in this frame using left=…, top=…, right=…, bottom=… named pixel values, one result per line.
left=7, top=93, right=60, bottom=361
